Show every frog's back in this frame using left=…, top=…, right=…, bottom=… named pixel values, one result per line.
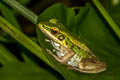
left=60, top=29, right=96, bottom=59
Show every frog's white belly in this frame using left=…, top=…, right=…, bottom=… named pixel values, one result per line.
left=51, top=40, right=81, bottom=67
left=67, top=54, right=81, bottom=67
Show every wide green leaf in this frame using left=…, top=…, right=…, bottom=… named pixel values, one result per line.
left=37, top=3, right=120, bottom=80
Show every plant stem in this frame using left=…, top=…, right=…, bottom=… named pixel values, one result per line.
left=92, top=0, right=120, bottom=38
left=3, top=0, right=38, bottom=24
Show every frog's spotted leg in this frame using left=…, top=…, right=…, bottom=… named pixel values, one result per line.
left=46, top=49, right=74, bottom=63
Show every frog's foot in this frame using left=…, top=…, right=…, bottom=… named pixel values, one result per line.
left=53, top=49, right=56, bottom=52
left=45, top=39, right=50, bottom=42
left=78, top=58, right=107, bottom=73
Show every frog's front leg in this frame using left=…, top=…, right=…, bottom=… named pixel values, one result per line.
left=46, top=48, right=74, bottom=63
left=45, top=39, right=50, bottom=42
left=46, top=49, right=64, bottom=63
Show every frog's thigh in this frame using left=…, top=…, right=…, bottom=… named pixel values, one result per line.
left=67, top=66, right=83, bottom=73
left=46, top=49, right=67, bottom=63
left=61, top=49, right=75, bottom=62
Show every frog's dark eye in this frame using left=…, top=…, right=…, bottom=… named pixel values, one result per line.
left=51, top=27, right=59, bottom=35
left=58, top=34, right=65, bottom=41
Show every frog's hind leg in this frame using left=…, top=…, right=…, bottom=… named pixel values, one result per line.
left=68, top=66, right=90, bottom=73
left=46, top=49, right=74, bottom=63
left=46, top=49, right=66, bottom=63
left=68, top=63, right=105, bottom=73
left=67, top=66, right=82, bottom=72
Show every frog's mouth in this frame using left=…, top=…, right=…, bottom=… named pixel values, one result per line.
left=38, top=24, right=62, bottom=45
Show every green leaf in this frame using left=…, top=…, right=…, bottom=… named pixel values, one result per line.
left=37, top=3, right=120, bottom=80
left=0, top=62, right=58, bottom=80
left=37, top=3, right=75, bottom=28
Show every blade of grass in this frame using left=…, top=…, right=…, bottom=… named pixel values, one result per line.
left=0, top=2, right=21, bottom=30
left=3, top=0, right=38, bottom=24
left=92, top=0, right=120, bottom=38
left=0, top=44, right=18, bottom=64
left=0, top=16, right=53, bottom=68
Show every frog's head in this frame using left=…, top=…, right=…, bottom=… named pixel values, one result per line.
left=38, top=20, right=66, bottom=46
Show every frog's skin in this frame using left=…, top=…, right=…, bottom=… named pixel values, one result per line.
left=38, top=19, right=106, bottom=73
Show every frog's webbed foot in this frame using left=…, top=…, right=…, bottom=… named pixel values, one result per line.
left=45, top=39, right=50, bottom=42
left=53, top=49, right=56, bottom=52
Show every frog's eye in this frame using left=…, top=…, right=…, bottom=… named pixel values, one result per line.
left=58, top=34, right=65, bottom=41
left=51, top=27, right=59, bottom=35
left=40, top=24, right=45, bottom=27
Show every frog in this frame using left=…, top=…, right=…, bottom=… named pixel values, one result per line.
left=38, top=19, right=106, bottom=73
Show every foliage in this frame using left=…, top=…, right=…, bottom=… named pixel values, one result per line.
left=0, top=0, right=120, bottom=80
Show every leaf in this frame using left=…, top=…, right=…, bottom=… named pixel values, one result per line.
left=0, top=62, right=58, bottom=80
left=37, top=3, right=120, bottom=80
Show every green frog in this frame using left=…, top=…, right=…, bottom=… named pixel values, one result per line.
left=38, top=19, right=106, bottom=73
